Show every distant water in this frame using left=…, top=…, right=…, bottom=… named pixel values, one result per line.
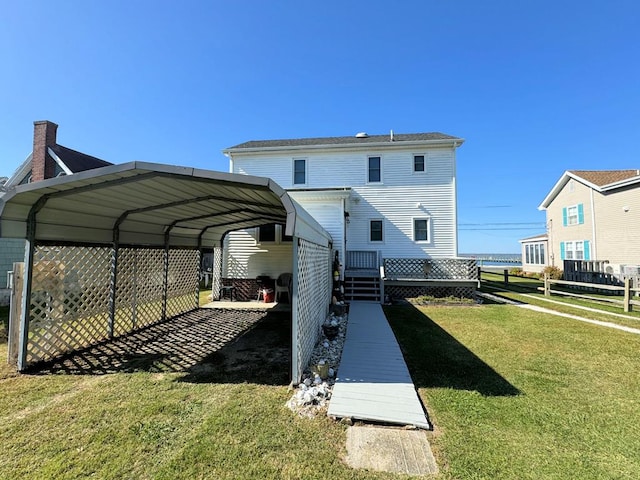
left=460, top=253, right=522, bottom=269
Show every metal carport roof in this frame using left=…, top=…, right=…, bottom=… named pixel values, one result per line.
left=0, top=161, right=332, bottom=248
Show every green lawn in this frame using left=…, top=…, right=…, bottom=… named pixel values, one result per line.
left=387, top=303, right=640, bottom=480
left=1, top=301, right=640, bottom=479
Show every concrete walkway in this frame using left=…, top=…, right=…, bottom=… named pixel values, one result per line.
left=328, top=302, right=430, bottom=429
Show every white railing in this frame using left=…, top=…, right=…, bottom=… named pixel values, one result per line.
left=346, top=250, right=379, bottom=270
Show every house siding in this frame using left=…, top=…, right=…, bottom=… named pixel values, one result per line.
left=0, top=238, right=25, bottom=288
left=223, top=230, right=293, bottom=279
left=230, top=146, right=457, bottom=262
left=546, top=180, right=593, bottom=266
left=592, top=186, right=640, bottom=265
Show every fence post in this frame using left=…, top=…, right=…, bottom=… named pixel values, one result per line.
left=544, top=273, right=550, bottom=297
left=477, top=266, right=481, bottom=282
left=8, top=262, right=24, bottom=366
left=503, top=269, right=508, bottom=285
left=624, top=278, right=632, bottom=313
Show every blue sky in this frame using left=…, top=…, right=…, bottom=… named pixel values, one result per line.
left=2, top=1, right=639, bottom=253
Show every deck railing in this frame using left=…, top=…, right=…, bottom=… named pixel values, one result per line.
left=346, top=250, right=380, bottom=270
left=383, top=257, right=478, bottom=280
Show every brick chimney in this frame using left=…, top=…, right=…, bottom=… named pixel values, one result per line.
left=31, top=120, right=58, bottom=182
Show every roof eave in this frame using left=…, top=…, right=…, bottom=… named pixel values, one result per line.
left=223, top=138, right=464, bottom=156
left=538, top=171, right=603, bottom=210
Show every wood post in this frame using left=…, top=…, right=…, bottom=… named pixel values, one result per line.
left=503, top=269, right=508, bottom=285
left=8, top=262, right=24, bottom=366
left=624, top=277, right=632, bottom=313
left=544, top=273, right=550, bottom=297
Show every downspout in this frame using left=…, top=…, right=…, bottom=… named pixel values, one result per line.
left=227, top=152, right=234, bottom=174
left=452, top=142, right=459, bottom=256
left=590, top=188, right=597, bottom=260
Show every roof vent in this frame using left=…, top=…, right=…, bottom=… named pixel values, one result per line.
left=355, top=132, right=369, bottom=138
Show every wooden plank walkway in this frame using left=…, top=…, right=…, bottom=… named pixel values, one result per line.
left=328, top=302, right=430, bottom=429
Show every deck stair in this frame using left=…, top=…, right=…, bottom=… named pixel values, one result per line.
left=344, top=270, right=381, bottom=302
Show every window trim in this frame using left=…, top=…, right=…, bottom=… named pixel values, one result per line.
left=563, top=240, right=585, bottom=260
left=413, top=153, right=426, bottom=173
left=369, top=219, right=384, bottom=243
left=292, top=158, right=307, bottom=186
left=563, top=203, right=584, bottom=226
left=367, top=155, right=382, bottom=184
left=412, top=217, right=431, bottom=243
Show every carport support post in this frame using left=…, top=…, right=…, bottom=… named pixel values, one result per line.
left=162, top=231, right=170, bottom=321
left=108, top=232, right=120, bottom=339
left=17, top=215, right=36, bottom=371
left=291, top=237, right=300, bottom=383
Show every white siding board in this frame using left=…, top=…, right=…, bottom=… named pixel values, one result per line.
left=224, top=230, right=293, bottom=279
left=228, top=143, right=459, bottom=270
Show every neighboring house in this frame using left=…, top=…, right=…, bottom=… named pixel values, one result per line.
left=519, top=233, right=548, bottom=274
left=0, top=121, right=112, bottom=304
left=222, top=131, right=476, bottom=301
left=537, top=169, right=640, bottom=274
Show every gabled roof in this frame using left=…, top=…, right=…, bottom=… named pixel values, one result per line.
left=6, top=144, right=113, bottom=188
left=49, top=144, right=112, bottom=172
left=225, top=132, right=463, bottom=153
left=539, top=169, right=640, bottom=210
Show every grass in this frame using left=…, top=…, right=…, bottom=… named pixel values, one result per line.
left=481, top=271, right=640, bottom=330
left=387, top=303, right=640, bottom=480
left=0, top=305, right=394, bottom=480
left=2, top=298, right=640, bottom=478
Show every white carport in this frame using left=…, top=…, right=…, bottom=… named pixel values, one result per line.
left=0, top=162, right=332, bottom=379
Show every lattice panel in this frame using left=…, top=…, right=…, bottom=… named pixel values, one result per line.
left=294, top=239, right=331, bottom=380
left=26, top=245, right=112, bottom=365
left=166, top=249, right=199, bottom=317
left=385, top=285, right=475, bottom=300
left=211, top=247, right=222, bottom=300
left=384, top=258, right=478, bottom=280
left=114, top=248, right=165, bottom=334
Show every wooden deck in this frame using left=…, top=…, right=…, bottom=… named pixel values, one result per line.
left=328, top=302, right=430, bottom=429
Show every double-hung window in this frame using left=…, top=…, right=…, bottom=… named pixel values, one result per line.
left=370, top=220, right=383, bottom=242
left=561, top=240, right=589, bottom=260
left=413, top=218, right=430, bottom=242
left=413, top=154, right=425, bottom=173
left=293, top=158, right=306, bottom=185
left=563, top=204, right=584, bottom=226
left=368, top=156, right=381, bottom=183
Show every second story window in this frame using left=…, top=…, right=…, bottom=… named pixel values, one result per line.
left=413, top=218, right=430, bottom=242
left=293, top=159, right=306, bottom=185
left=368, top=156, right=381, bottom=183
left=563, top=204, right=584, bottom=226
left=413, top=155, right=425, bottom=172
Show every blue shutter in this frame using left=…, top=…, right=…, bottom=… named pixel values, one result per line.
left=562, top=207, right=568, bottom=226
left=584, top=240, right=590, bottom=260
left=560, top=241, right=566, bottom=260
left=577, top=204, right=584, bottom=224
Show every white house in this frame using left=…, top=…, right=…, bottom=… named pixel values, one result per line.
left=222, top=131, right=477, bottom=301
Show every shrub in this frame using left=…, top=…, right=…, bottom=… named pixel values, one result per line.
left=541, top=265, right=563, bottom=280
left=509, top=267, right=523, bottom=276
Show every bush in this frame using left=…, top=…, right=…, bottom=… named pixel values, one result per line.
left=541, top=265, right=563, bottom=280
left=509, top=267, right=523, bottom=276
